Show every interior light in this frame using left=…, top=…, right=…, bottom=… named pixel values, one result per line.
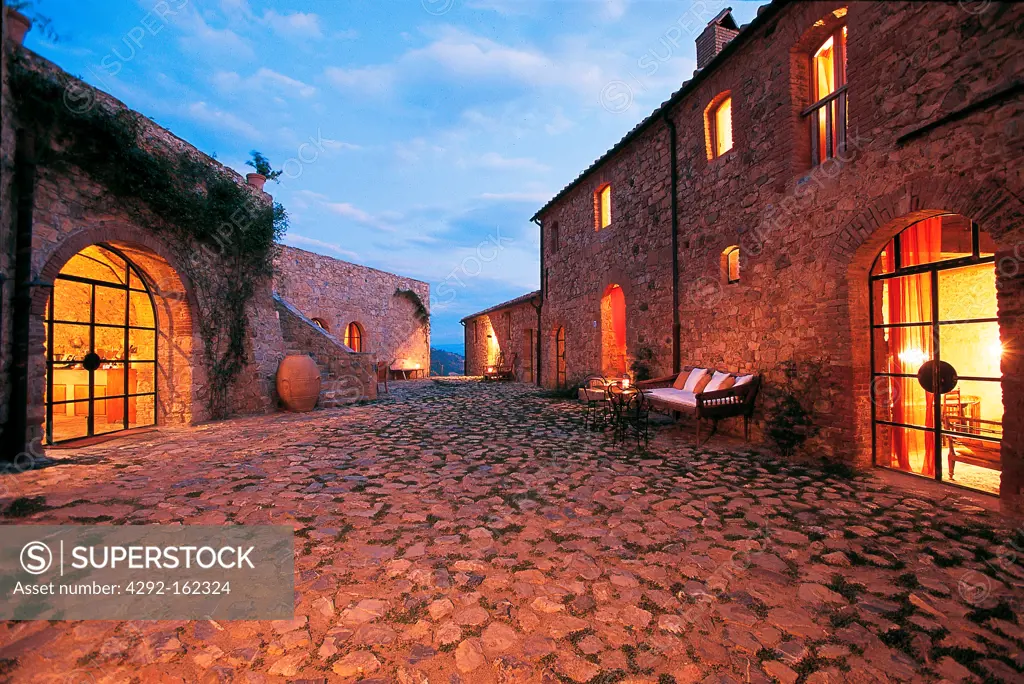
left=898, top=348, right=929, bottom=368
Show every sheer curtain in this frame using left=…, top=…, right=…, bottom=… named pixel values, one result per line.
left=887, top=217, right=942, bottom=475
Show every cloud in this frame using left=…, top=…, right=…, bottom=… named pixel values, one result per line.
left=213, top=68, right=316, bottom=98
left=284, top=233, right=359, bottom=260
left=173, top=6, right=254, bottom=60
left=473, top=152, right=548, bottom=172
left=185, top=101, right=261, bottom=140
left=293, top=190, right=398, bottom=232
left=324, top=65, right=395, bottom=95
left=261, top=10, right=324, bottom=41
left=479, top=191, right=553, bottom=203
left=545, top=107, right=574, bottom=135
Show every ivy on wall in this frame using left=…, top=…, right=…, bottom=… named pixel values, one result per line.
left=11, top=56, right=288, bottom=418
left=394, top=288, right=430, bottom=331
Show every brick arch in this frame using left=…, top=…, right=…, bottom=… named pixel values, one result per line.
left=30, top=222, right=204, bottom=449
left=837, top=177, right=1024, bottom=506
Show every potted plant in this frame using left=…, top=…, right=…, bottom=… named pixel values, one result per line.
left=245, top=150, right=282, bottom=191
left=6, top=4, right=33, bottom=44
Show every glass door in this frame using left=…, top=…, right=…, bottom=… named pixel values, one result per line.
left=44, top=244, right=158, bottom=444
left=870, top=215, right=1002, bottom=494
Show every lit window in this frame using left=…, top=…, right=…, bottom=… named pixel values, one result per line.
left=596, top=184, right=612, bottom=230
left=724, top=246, right=740, bottom=283
left=311, top=318, right=329, bottom=332
left=808, top=24, right=847, bottom=165
left=344, top=322, right=363, bottom=352
left=706, top=94, right=733, bottom=159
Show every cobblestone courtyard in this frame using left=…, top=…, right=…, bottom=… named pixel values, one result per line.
left=1, top=379, right=1023, bottom=683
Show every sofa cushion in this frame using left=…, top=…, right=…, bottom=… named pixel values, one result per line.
left=704, top=371, right=736, bottom=393
left=733, top=374, right=755, bottom=387
left=676, top=368, right=709, bottom=392
left=645, top=388, right=698, bottom=410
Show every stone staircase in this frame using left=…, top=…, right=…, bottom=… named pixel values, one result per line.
left=282, top=347, right=366, bottom=408
left=273, top=293, right=377, bottom=408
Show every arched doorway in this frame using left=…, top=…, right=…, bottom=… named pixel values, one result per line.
left=43, top=244, right=157, bottom=443
left=345, top=321, right=364, bottom=353
left=600, top=284, right=627, bottom=377
left=555, top=327, right=566, bottom=389
left=870, top=214, right=1002, bottom=494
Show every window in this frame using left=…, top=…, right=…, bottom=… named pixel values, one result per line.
left=504, top=312, right=512, bottom=340
left=595, top=184, right=612, bottom=230
left=344, top=322, right=363, bottom=352
left=706, top=94, right=733, bottom=160
left=311, top=318, right=329, bottom=332
left=806, top=25, right=847, bottom=165
left=550, top=222, right=560, bottom=253
left=724, top=246, right=740, bottom=283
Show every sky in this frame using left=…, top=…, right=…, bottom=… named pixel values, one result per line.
left=25, top=0, right=762, bottom=344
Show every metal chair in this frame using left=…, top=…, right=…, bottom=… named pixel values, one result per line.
left=612, top=387, right=650, bottom=449
left=578, top=375, right=610, bottom=430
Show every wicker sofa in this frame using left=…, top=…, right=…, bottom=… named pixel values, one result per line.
left=636, top=366, right=761, bottom=444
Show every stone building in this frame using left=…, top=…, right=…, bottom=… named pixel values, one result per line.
left=274, top=246, right=430, bottom=373
left=0, top=24, right=427, bottom=458
left=477, top=2, right=1024, bottom=507
left=462, top=291, right=541, bottom=382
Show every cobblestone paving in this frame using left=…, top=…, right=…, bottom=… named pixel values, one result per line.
left=2, top=379, right=1023, bottom=683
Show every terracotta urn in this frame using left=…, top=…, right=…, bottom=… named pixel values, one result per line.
left=277, top=354, right=321, bottom=412
left=7, top=9, right=31, bottom=45
left=245, top=173, right=266, bottom=191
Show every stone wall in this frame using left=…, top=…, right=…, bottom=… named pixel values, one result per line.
left=534, top=1, right=1024, bottom=506
left=274, top=246, right=430, bottom=373
left=1, top=1, right=17, bottom=448
left=463, top=292, right=541, bottom=382
left=274, top=295, right=377, bottom=407
left=2, top=47, right=288, bottom=453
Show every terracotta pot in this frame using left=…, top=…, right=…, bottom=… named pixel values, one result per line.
left=277, top=354, right=321, bottom=412
left=7, top=9, right=31, bottom=44
left=246, top=173, right=266, bottom=191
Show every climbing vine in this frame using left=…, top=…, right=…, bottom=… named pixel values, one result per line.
left=394, top=288, right=430, bottom=331
left=11, top=56, right=288, bottom=418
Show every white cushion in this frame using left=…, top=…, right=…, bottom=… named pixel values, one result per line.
left=733, top=374, right=755, bottom=387
left=681, top=368, right=709, bottom=392
left=644, top=388, right=698, bottom=409
left=578, top=388, right=606, bottom=402
left=704, top=371, right=734, bottom=393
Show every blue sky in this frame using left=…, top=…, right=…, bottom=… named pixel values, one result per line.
left=27, top=0, right=761, bottom=344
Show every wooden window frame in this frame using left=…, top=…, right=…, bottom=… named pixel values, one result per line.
left=805, top=25, right=847, bottom=167
left=595, top=184, right=612, bottom=230
left=725, top=246, right=740, bottom=284
left=707, top=94, right=733, bottom=160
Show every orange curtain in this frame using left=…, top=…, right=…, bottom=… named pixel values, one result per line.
left=888, top=218, right=941, bottom=475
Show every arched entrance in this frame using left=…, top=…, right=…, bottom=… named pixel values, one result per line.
left=43, top=244, right=157, bottom=443
left=600, top=284, right=627, bottom=377
left=870, top=214, right=1003, bottom=494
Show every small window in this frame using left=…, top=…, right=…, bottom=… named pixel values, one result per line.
left=344, top=322, right=363, bottom=352
left=707, top=94, right=733, bottom=159
left=550, top=222, right=560, bottom=253
left=311, top=318, right=329, bottom=332
left=504, top=312, right=512, bottom=340
left=724, top=246, right=740, bottom=284
left=595, top=184, right=612, bottom=230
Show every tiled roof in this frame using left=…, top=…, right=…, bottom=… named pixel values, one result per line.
left=531, top=0, right=782, bottom=221
left=461, top=290, right=541, bottom=322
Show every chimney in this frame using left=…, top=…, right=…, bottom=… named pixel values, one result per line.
left=695, top=8, right=739, bottom=70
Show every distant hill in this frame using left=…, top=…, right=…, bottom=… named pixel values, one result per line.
left=430, top=347, right=464, bottom=376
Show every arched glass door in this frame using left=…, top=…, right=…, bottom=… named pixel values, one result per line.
left=44, top=244, right=158, bottom=444
left=870, top=214, right=1002, bottom=494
